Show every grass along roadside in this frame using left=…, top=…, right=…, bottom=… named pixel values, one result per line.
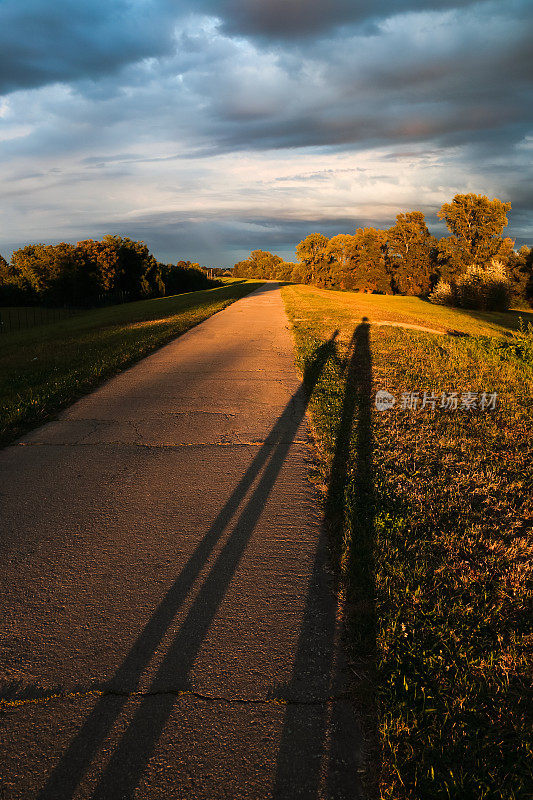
left=0, top=280, right=262, bottom=447
left=287, top=284, right=533, bottom=338
left=282, top=285, right=532, bottom=799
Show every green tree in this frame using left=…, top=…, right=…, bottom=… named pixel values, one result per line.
left=438, top=194, right=514, bottom=277
left=327, top=234, right=356, bottom=288
left=102, top=235, right=158, bottom=296
left=387, top=211, right=437, bottom=295
left=10, top=242, right=85, bottom=303
left=275, top=261, right=296, bottom=281
left=8, top=236, right=163, bottom=306
left=233, top=250, right=286, bottom=280
left=77, top=235, right=162, bottom=299
left=290, top=262, right=309, bottom=284
left=76, top=238, right=120, bottom=294
left=0, top=252, right=17, bottom=290
left=161, top=261, right=214, bottom=294
left=0, top=252, right=8, bottom=280
left=346, top=228, right=391, bottom=293
left=295, top=233, right=331, bottom=286
left=249, top=249, right=283, bottom=279
left=0, top=252, right=29, bottom=303
left=507, top=245, right=533, bottom=306
left=233, top=259, right=252, bottom=278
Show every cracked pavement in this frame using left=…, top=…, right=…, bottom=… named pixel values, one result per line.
left=0, top=283, right=363, bottom=799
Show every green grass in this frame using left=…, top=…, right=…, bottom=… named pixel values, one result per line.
left=282, top=285, right=532, bottom=800
left=0, top=281, right=262, bottom=447
left=291, top=285, right=533, bottom=338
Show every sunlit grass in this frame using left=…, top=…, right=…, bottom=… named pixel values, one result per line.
left=288, top=284, right=533, bottom=337
left=282, top=284, right=533, bottom=800
left=0, top=281, right=262, bottom=446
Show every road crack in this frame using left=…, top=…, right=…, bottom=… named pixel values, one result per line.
left=0, top=685, right=351, bottom=710
left=14, top=440, right=308, bottom=449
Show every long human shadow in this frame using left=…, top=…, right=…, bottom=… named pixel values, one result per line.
left=334, top=318, right=379, bottom=799
left=272, top=318, right=376, bottom=799
left=38, top=331, right=338, bottom=800
left=339, top=319, right=375, bottom=647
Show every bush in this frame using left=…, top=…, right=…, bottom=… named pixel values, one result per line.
left=430, top=261, right=512, bottom=311
left=160, top=262, right=219, bottom=294
left=0, top=282, right=34, bottom=305
left=428, top=278, right=454, bottom=306
left=484, top=260, right=513, bottom=310
left=456, top=261, right=511, bottom=311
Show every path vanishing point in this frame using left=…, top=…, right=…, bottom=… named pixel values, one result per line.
left=0, top=283, right=363, bottom=799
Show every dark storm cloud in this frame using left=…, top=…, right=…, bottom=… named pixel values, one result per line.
left=2, top=1, right=531, bottom=160
left=0, top=0, right=499, bottom=96
left=180, top=10, right=533, bottom=156
left=205, top=0, right=481, bottom=39
left=0, top=0, right=531, bottom=258
left=0, top=0, right=177, bottom=94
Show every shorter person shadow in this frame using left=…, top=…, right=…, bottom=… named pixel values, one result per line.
left=272, top=318, right=378, bottom=800
left=38, top=332, right=340, bottom=800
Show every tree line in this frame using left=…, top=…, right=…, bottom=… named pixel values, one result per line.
left=233, top=194, right=533, bottom=305
left=0, top=235, right=219, bottom=307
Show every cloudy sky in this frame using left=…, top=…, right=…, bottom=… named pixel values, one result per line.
left=1, top=0, right=532, bottom=266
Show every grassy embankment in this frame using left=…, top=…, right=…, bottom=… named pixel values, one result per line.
left=282, top=285, right=532, bottom=800
left=0, top=280, right=262, bottom=447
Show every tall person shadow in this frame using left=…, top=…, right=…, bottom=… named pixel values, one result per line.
left=272, top=318, right=377, bottom=799
left=38, top=331, right=341, bottom=800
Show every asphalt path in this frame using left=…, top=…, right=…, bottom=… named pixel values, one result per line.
left=0, top=283, right=363, bottom=799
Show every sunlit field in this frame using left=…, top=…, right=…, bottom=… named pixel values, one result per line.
left=0, top=280, right=261, bottom=447
left=287, top=284, right=533, bottom=338
left=282, top=284, right=532, bottom=800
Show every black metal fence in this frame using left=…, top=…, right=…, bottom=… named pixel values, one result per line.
left=0, top=291, right=133, bottom=335
left=94, top=290, right=130, bottom=307
left=0, top=306, right=76, bottom=334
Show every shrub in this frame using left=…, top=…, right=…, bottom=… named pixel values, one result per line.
left=430, top=261, right=512, bottom=311
left=483, top=260, right=513, bottom=310
left=455, top=261, right=511, bottom=311
left=429, top=278, right=454, bottom=306
left=160, top=262, right=218, bottom=294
